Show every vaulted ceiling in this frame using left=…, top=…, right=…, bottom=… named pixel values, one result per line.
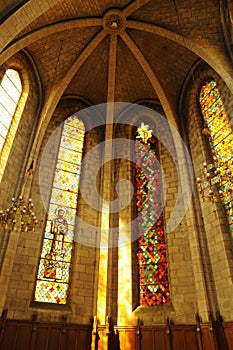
left=0, top=0, right=232, bottom=124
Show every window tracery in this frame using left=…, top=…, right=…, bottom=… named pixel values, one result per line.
left=199, top=80, right=233, bottom=235
left=135, top=122, right=170, bottom=306
left=0, top=69, right=22, bottom=180
left=34, top=116, right=85, bottom=304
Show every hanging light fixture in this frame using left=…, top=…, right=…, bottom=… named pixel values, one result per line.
left=0, top=39, right=65, bottom=233
left=196, top=157, right=233, bottom=203
left=0, top=164, right=38, bottom=232
left=0, top=195, right=38, bottom=232
left=196, top=124, right=233, bottom=204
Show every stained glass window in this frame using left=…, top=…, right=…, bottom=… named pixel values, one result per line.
left=34, top=116, right=85, bottom=304
left=199, top=80, right=233, bottom=235
left=0, top=69, right=22, bottom=154
left=135, top=122, right=170, bottom=306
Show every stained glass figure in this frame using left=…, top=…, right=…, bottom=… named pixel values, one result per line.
left=199, top=81, right=233, bottom=235
left=135, top=122, right=170, bottom=306
left=34, top=116, right=85, bottom=304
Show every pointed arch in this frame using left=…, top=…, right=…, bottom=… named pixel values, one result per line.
left=199, top=79, right=233, bottom=235
left=34, top=115, right=85, bottom=304
left=135, top=121, right=170, bottom=306
left=0, top=68, right=23, bottom=181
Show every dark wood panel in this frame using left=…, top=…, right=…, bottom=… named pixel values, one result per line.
left=0, top=324, right=18, bottom=350
left=183, top=328, right=198, bottom=350
left=34, top=326, right=49, bottom=350
left=153, top=329, right=167, bottom=350
left=0, top=323, right=31, bottom=350
left=77, top=328, right=92, bottom=350
left=141, top=329, right=155, bottom=350
left=14, top=325, right=31, bottom=350
left=1, top=318, right=233, bottom=350
left=63, top=328, right=77, bottom=350
left=223, top=322, right=233, bottom=350
left=171, top=329, right=185, bottom=350
left=47, top=327, right=61, bottom=350
left=200, top=325, right=218, bottom=350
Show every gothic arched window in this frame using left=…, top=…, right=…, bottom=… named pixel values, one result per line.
left=199, top=80, right=233, bottom=235
left=135, top=122, right=170, bottom=306
left=0, top=69, right=22, bottom=180
left=34, top=116, right=85, bottom=304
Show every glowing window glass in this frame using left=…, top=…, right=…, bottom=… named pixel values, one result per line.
left=199, top=80, right=233, bottom=235
left=0, top=69, right=22, bottom=153
left=34, top=116, right=85, bottom=304
left=135, top=122, right=170, bottom=306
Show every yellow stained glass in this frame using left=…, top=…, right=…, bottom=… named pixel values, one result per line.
left=58, top=147, right=83, bottom=164
left=56, top=159, right=81, bottom=174
left=34, top=116, right=85, bottom=304
left=50, top=188, right=78, bottom=208
left=0, top=69, right=22, bottom=152
left=47, top=204, right=76, bottom=225
left=53, top=168, right=80, bottom=192
left=199, top=80, right=233, bottom=235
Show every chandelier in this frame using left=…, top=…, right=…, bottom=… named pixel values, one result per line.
left=0, top=165, right=38, bottom=232
left=0, top=196, right=38, bottom=232
left=196, top=157, right=233, bottom=204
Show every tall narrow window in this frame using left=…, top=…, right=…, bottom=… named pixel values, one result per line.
left=199, top=80, right=233, bottom=235
left=34, top=116, right=85, bottom=304
left=0, top=69, right=22, bottom=166
left=135, top=122, right=170, bottom=306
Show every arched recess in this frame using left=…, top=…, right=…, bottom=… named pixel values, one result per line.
left=37, top=96, right=105, bottom=220
left=30, top=98, right=105, bottom=319
left=32, top=29, right=194, bottom=239
left=113, top=102, right=196, bottom=325
left=0, top=51, right=44, bottom=314
left=0, top=68, right=22, bottom=175
left=0, top=51, right=42, bottom=199
left=34, top=114, right=86, bottom=305
left=19, top=30, right=107, bottom=177
left=181, top=62, right=233, bottom=321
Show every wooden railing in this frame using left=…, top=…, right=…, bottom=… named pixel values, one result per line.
left=0, top=311, right=91, bottom=350
left=0, top=310, right=233, bottom=350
